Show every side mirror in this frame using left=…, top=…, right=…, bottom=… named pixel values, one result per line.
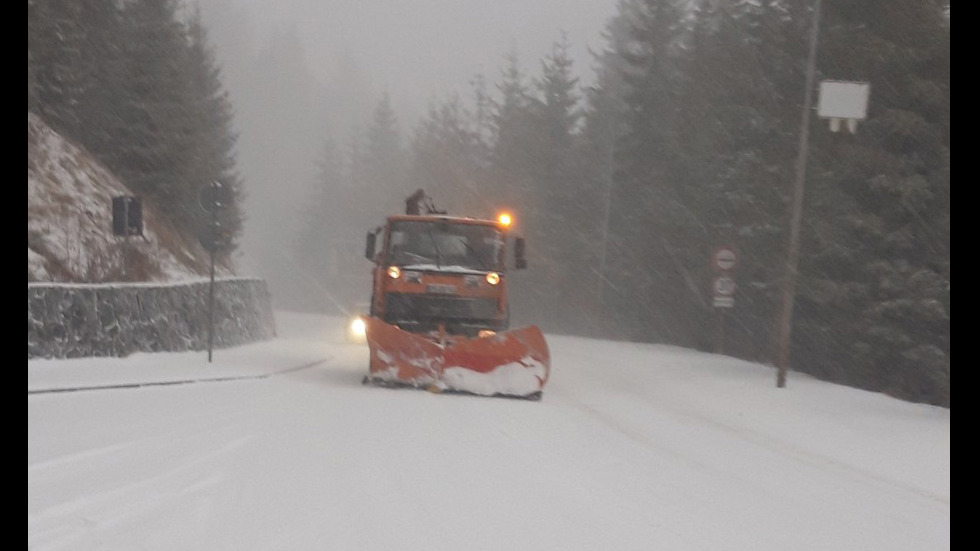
left=365, top=231, right=377, bottom=260
left=514, top=237, right=527, bottom=270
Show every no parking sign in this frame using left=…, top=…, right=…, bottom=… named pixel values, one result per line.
left=713, top=247, right=737, bottom=272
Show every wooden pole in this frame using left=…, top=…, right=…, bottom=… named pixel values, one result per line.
left=776, top=0, right=822, bottom=388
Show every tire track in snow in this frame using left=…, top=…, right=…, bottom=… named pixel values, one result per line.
left=29, top=432, right=252, bottom=550
left=566, top=360, right=951, bottom=509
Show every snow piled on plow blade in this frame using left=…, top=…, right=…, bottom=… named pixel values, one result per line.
left=441, top=359, right=548, bottom=397
left=364, top=317, right=550, bottom=398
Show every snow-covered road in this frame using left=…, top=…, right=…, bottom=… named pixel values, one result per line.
left=28, top=312, right=950, bottom=550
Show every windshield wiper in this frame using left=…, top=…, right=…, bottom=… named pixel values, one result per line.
left=401, top=251, right=434, bottom=264
left=457, top=237, right=490, bottom=271
left=425, top=228, right=442, bottom=269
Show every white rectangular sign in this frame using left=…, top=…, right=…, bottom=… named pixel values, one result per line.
left=818, top=81, right=870, bottom=120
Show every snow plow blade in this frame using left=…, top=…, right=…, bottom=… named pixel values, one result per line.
left=363, top=317, right=550, bottom=399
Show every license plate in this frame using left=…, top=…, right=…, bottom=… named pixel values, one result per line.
left=426, top=284, right=457, bottom=295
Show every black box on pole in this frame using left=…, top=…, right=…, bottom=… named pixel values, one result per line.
left=112, top=196, right=142, bottom=237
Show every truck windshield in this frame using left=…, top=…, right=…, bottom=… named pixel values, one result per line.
left=386, top=221, right=505, bottom=272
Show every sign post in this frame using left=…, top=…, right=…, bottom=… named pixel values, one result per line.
left=711, top=247, right=737, bottom=354
left=199, top=181, right=229, bottom=363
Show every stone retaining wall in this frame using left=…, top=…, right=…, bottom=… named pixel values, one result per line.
left=28, top=278, right=276, bottom=359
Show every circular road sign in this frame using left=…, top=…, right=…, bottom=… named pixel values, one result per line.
left=713, top=247, right=737, bottom=272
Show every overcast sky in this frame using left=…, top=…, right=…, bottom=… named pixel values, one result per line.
left=202, top=0, right=619, bottom=127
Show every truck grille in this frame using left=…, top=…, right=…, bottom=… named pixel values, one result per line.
left=384, top=293, right=498, bottom=324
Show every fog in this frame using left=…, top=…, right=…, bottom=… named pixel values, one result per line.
left=198, top=0, right=618, bottom=312
left=182, top=0, right=948, bottom=406
left=28, top=0, right=950, bottom=434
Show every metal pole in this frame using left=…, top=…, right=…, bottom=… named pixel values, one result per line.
left=122, top=199, right=129, bottom=280
left=596, top=166, right=613, bottom=320
left=207, top=208, right=217, bottom=363
left=714, top=307, right=726, bottom=355
left=776, top=0, right=822, bottom=387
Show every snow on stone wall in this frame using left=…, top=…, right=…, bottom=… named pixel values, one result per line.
left=28, top=278, right=276, bottom=359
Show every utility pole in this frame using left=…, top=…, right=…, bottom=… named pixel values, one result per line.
left=776, top=0, right=822, bottom=388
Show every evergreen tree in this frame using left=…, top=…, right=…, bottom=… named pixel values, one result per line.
left=361, top=93, right=408, bottom=219
left=295, top=139, right=362, bottom=304
left=607, top=0, right=694, bottom=344
left=525, top=36, right=598, bottom=334
left=671, top=0, right=806, bottom=360
left=28, top=0, right=125, bottom=152
left=581, top=2, right=635, bottom=336
left=490, top=51, right=537, bottom=206
left=409, top=96, right=488, bottom=216
left=185, top=8, right=244, bottom=255
left=28, top=0, right=246, bottom=260
left=792, top=0, right=950, bottom=405
left=113, top=0, right=199, bottom=230
left=28, top=0, right=89, bottom=137
left=469, top=73, right=495, bottom=163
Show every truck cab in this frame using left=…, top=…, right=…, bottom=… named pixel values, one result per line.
left=365, top=214, right=525, bottom=338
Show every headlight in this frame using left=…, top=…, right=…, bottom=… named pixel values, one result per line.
left=387, top=266, right=401, bottom=279
left=350, top=316, right=366, bottom=337
left=485, top=272, right=500, bottom=285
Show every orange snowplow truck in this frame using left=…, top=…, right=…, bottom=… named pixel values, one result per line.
left=361, top=211, right=550, bottom=399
